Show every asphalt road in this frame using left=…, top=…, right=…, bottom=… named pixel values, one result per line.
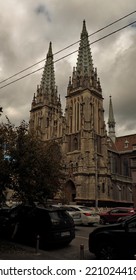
left=41, top=225, right=96, bottom=260
left=0, top=225, right=97, bottom=260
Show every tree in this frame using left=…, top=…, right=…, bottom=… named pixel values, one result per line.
left=0, top=119, right=64, bottom=205
left=0, top=118, right=15, bottom=204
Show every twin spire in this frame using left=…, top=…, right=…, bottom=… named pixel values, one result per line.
left=40, top=41, right=56, bottom=96
left=39, top=20, right=102, bottom=98
left=38, top=20, right=102, bottom=98
left=68, top=20, right=102, bottom=92
left=32, top=21, right=115, bottom=136
left=76, top=20, right=94, bottom=77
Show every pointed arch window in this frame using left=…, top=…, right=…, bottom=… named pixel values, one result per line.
left=73, top=137, right=78, bottom=150
left=74, top=102, right=76, bottom=132
left=123, top=158, right=129, bottom=176
left=77, top=102, right=80, bottom=131
left=47, top=117, right=49, bottom=127
left=70, top=116, right=72, bottom=133
left=102, top=183, right=105, bottom=193
left=76, top=162, right=78, bottom=171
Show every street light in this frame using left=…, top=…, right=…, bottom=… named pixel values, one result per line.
left=94, top=133, right=98, bottom=210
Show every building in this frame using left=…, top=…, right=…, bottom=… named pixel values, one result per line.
left=30, top=20, right=135, bottom=207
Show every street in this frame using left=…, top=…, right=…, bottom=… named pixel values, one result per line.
left=0, top=225, right=97, bottom=260
left=45, top=225, right=97, bottom=260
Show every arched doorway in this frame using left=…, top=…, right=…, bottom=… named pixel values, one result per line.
left=64, top=180, right=76, bottom=203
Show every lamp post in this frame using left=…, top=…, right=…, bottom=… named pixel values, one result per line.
left=95, top=150, right=98, bottom=210
left=94, top=133, right=98, bottom=210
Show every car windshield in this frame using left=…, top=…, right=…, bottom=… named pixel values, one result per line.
left=62, top=207, right=74, bottom=212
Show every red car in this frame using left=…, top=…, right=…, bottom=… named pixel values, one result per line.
left=99, top=207, right=135, bottom=224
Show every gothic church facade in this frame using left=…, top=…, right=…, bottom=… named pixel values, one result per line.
left=30, top=21, right=134, bottom=207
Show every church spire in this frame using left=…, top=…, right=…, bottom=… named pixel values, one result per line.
left=40, top=41, right=56, bottom=97
left=76, top=20, right=94, bottom=77
left=67, top=20, right=102, bottom=93
left=108, top=96, right=116, bottom=142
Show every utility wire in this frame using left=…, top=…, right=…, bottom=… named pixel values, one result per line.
left=0, top=9, right=136, bottom=85
left=0, top=19, right=136, bottom=90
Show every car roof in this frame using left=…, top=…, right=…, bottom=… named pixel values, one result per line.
left=68, top=205, right=91, bottom=209
left=9, top=204, right=67, bottom=213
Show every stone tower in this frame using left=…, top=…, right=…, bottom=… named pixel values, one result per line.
left=62, top=20, right=110, bottom=205
left=30, top=42, right=65, bottom=141
left=30, top=21, right=111, bottom=205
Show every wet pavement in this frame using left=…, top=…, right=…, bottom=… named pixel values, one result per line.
left=0, top=239, right=92, bottom=260
left=0, top=239, right=59, bottom=260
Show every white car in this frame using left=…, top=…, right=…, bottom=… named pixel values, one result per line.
left=61, top=206, right=82, bottom=226
left=68, top=205, right=100, bottom=225
left=52, top=205, right=82, bottom=226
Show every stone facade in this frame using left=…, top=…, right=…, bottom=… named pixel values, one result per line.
left=30, top=21, right=134, bottom=207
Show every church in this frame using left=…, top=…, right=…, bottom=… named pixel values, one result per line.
left=29, top=20, right=136, bottom=207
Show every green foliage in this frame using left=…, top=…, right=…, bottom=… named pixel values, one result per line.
left=0, top=119, right=64, bottom=205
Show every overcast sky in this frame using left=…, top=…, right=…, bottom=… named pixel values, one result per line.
left=0, top=0, right=136, bottom=137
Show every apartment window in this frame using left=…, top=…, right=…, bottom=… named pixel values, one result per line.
left=131, top=158, right=136, bottom=167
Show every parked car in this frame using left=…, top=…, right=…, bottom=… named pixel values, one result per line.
left=57, top=205, right=82, bottom=226
left=99, top=207, right=135, bottom=224
left=89, top=214, right=136, bottom=259
left=0, top=204, right=75, bottom=249
left=117, top=213, right=136, bottom=223
left=0, top=206, right=11, bottom=234
left=68, top=205, right=100, bottom=225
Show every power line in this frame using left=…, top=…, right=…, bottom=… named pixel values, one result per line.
left=0, top=9, right=136, bottom=85
left=0, top=19, right=136, bottom=90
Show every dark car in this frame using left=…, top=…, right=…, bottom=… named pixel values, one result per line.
left=0, top=204, right=75, bottom=249
left=0, top=206, right=12, bottom=233
left=89, top=214, right=136, bottom=259
left=99, top=207, right=135, bottom=224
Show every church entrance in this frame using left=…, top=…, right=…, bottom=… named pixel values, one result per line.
left=64, top=180, right=76, bottom=203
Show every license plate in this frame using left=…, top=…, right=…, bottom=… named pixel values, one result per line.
left=61, top=231, right=70, bottom=237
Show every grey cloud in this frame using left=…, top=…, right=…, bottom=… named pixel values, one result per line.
left=35, top=4, right=52, bottom=22
left=0, top=0, right=136, bottom=137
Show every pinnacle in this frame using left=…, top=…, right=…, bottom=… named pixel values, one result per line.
left=82, top=20, right=88, bottom=35
left=47, top=41, right=53, bottom=58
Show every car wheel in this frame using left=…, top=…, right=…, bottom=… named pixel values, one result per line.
left=100, top=217, right=106, bottom=225
left=96, top=243, right=116, bottom=260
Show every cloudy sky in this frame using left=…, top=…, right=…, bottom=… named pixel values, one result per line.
left=0, top=0, right=136, bottom=137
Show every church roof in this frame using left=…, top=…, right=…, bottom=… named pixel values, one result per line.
left=115, top=134, right=136, bottom=152
left=107, top=134, right=136, bottom=153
